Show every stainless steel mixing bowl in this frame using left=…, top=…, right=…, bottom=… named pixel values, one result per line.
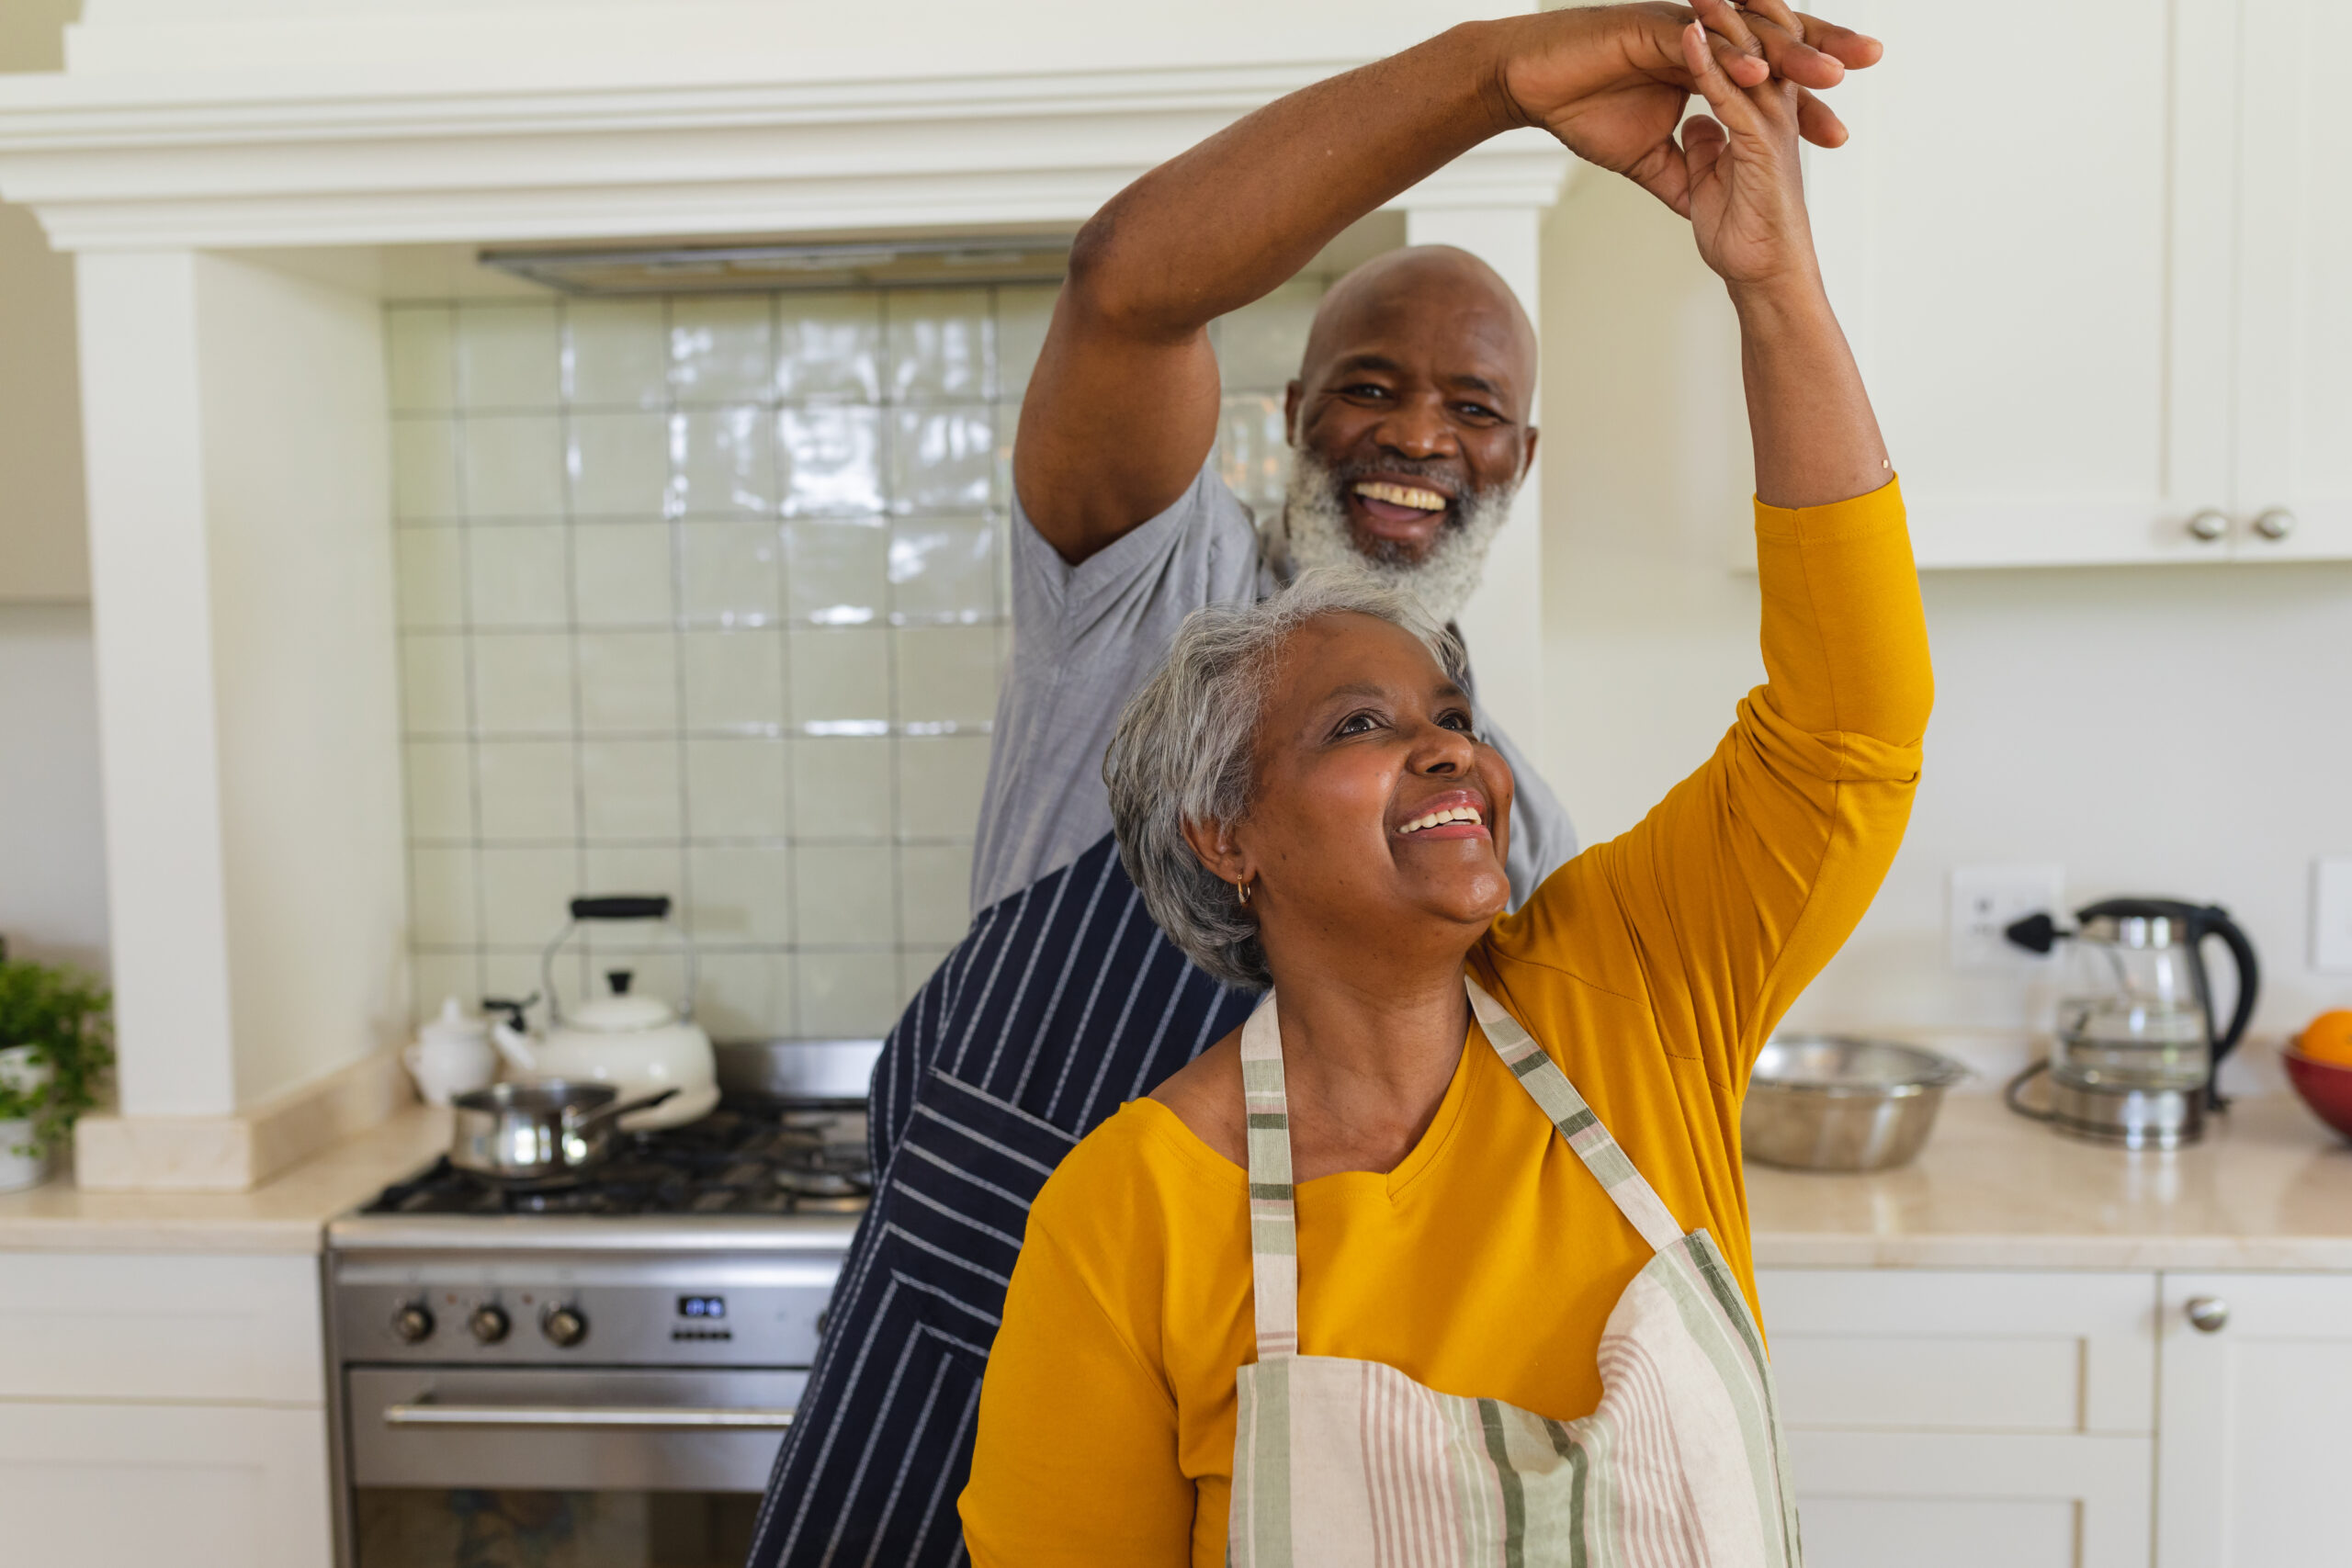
left=1743, top=1034, right=1971, bottom=1172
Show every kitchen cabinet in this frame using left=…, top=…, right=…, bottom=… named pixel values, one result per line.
left=1806, top=0, right=2351, bottom=568
left=1760, top=1269, right=2155, bottom=1568
left=2154, top=1271, right=2352, bottom=1567
left=0, top=1250, right=333, bottom=1568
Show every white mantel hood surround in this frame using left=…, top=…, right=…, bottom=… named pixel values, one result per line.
left=0, top=0, right=1572, bottom=1190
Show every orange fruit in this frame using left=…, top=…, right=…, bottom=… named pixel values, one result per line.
left=2297, top=1010, right=2352, bottom=1066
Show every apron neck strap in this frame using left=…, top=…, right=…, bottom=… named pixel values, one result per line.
left=1236, top=976, right=1689, bottom=1359
left=1465, top=977, right=1687, bottom=1254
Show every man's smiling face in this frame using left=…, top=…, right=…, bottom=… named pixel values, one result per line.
left=1283, top=246, right=1540, bottom=570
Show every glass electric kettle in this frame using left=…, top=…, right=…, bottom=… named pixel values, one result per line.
left=2002, top=898, right=2260, bottom=1149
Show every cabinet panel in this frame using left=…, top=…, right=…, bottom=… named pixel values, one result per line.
left=1758, top=1269, right=2156, bottom=1434
left=1808, top=0, right=2224, bottom=567
left=0, top=1251, right=323, bottom=1404
left=2232, top=0, right=2352, bottom=561
left=1791, top=1430, right=2153, bottom=1568
left=2156, top=1272, right=2352, bottom=1567
left=0, top=1399, right=332, bottom=1568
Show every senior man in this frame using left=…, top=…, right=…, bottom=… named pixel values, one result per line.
left=746, top=5, right=1871, bottom=1562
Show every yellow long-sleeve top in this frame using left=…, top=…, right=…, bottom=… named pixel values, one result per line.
left=961, top=480, right=1931, bottom=1567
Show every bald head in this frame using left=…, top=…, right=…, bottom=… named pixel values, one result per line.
left=1297, top=245, right=1537, bottom=415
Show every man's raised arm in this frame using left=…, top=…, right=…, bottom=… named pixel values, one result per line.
left=1013, top=0, right=1880, bottom=565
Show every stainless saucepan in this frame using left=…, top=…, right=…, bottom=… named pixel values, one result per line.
left=448, top=1080, right=680, bottom=1188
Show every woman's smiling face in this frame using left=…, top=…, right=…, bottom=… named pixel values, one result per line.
left=1186, top=611, right=1515, bottom=973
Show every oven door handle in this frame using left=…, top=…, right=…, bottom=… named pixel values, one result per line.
left=381, top=1397, right=795, bottom=1431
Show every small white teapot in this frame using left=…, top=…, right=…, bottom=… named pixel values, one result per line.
left=402, top=997, right=499, bottom=1108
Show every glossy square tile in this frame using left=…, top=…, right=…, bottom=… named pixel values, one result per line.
left=670, top=296, right=775, bottom=403
left=470, top=634, right=575, bottom=735
left=479, top=846, right=582, bottom=946
left=679, top=520, right=780, bottom=627
left=777, top=406, right=884, bottom=516
left=486, top=947, right=561, bottom=1009
left=576, top=631, right=679, bottom=733
left=695, top=952, right=796, bottom=1039
left=1217, top=393, right=1291, bottom=511
left=686, top=846, right=794, bottom=944
left=409, top=846, right=479, bottom=945
left=457, top=302, right=562, bottom=410
left=566, top=299, right=669, bottom=409
left=899, top=947, right=953, bottom=1004
left=791, top=844, right=897, bottom=948
left=785, top=515, right=888, bottom=626
left=580, top=739, right=684, bottom=840
left=887, top=288, right=991, bottom=404
left=681, top=630, right=786, bottom=734
left=888, top=515, right=996, bottom=623
left=674, top=406, right=775, bottom=517
left=790, top=737, right=893, bottom=840
left=466, top=524, right=570, bottom=629
left=1215, top=277, right=1323, bottom=389
left=993, top=284, right=1058, bottom=403
left=394, top=527, right=466, bottom=630
left=797, top=950, right=902, bottom=1036
left=392, top=420, right=461, bottom=522
left=387, top=306, right=457, bottom=413
left=572, top=524, right=675, bottom=627
left=895, top=735, right=991, bottom=840
left=462, top=414, right=567, bottom=518
left=403, top=739, right=474, bottom=841
left=400, top=634, right=470, bottom=735
left=568, top=411, right=672, bottom=517
left=476, top=739, right=579, bottom=841
left=776, top=294, right=882, bottom=403
left=409, top=952, right=483, bottom=1027
left=684, top=738, right=787, bottom=839
left=894, top=624, right=1001, bottom=729
left=582, top=843, right=686, bottom=902
left=889, top=407, right=996, bottom=513
left=897, top=843, right=974, bottom=945
left=787, top=627, right=892, bottom=731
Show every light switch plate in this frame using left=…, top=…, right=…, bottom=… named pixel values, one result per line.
left=2314, top=857, right=2352, bottom=973
left=1951, top=864, right=2066, bottom=970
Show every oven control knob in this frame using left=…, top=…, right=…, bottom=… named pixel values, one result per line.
left=469, top=1304, right=511, bottom=1344
left=390, top=1302, right=435, bottom=1344
left=541, top=1304, right=588, bottom=1348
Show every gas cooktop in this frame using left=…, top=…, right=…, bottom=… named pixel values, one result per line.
left=356, top=1102, right=874, bottom=1221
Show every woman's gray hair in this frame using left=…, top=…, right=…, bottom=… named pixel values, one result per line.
left=1102, top=569, right=1467, bottom=991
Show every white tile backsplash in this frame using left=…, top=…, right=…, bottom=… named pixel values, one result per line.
left=385, top=282, right=1161, bottom=1033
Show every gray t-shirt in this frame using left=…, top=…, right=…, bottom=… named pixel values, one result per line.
left=970, top=465, right=1576, bottom=914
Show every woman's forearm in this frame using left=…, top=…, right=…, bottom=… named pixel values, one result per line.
left=1730, top=276, right=1890, bottom=509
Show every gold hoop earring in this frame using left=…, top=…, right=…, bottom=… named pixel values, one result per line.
left=1236, top=878, right=1252, bottom=908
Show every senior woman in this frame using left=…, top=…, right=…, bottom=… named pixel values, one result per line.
left=962, top=16, right=1929, bottom=1567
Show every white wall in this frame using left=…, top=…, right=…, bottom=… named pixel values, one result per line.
left=0, top=605, right=108, bottom=973
left=1539, top=171, right=2352, bottom=1054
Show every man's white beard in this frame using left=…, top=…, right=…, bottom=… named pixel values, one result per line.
left=1276, top=451, right=1514, bottom=627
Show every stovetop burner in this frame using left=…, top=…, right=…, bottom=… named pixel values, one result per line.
left=361, top=1101, right=873, bottom=1219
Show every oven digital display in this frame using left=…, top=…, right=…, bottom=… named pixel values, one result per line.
left=678, top=1295, right=727, bottom=1320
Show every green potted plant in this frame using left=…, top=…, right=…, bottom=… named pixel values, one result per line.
left=0, top=941, right=114, bottom=1192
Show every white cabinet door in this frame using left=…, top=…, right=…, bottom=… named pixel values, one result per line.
left=1791, top=1430, right=2154, bottom=1568
left=1808, top=0, right=2239, bottom=568
left=0, top=1400, right=333, bottom=1568
left=2156, top=1272, right=2352, bottom=1567
left=2229, top=0, right=2352, bottom=563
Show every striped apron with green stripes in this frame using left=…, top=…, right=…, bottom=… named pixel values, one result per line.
left=1227, top=979, right=1804, bottom=1568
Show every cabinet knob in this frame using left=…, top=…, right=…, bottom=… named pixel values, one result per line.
left=2186, top=510, right=2230, bottom=543
left=2185, top=1295, right=2230, bottom=1334
left=2252, top=507, right=2297, bottom=541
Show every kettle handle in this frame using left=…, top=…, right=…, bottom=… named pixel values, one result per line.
left=2194, top=907, right=2260, bottom=1106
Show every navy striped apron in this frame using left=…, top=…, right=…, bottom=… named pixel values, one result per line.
left=744, top=830, right=1258, bottom=1567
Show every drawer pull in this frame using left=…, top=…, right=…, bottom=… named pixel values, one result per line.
left=382, top=1399, right=794, bottom=1430
left=2185, top=1295, right=2230, bottom=1334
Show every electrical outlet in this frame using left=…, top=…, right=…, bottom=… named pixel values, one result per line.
left=2314, top=857, right=2352, bottom=973
left=1950, top=864, right=2066, bottom=970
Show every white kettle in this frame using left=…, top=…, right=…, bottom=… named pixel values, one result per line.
left=491, top=896, right=719, bottom=1130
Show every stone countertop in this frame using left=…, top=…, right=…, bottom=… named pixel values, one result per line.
left=1748, top=1090, right=2352, bottom=1271
left=0, top=1106, right=450, bottom=1255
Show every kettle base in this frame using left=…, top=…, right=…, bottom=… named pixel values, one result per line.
left=2047, top=1075, right=2203, bottom=1150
